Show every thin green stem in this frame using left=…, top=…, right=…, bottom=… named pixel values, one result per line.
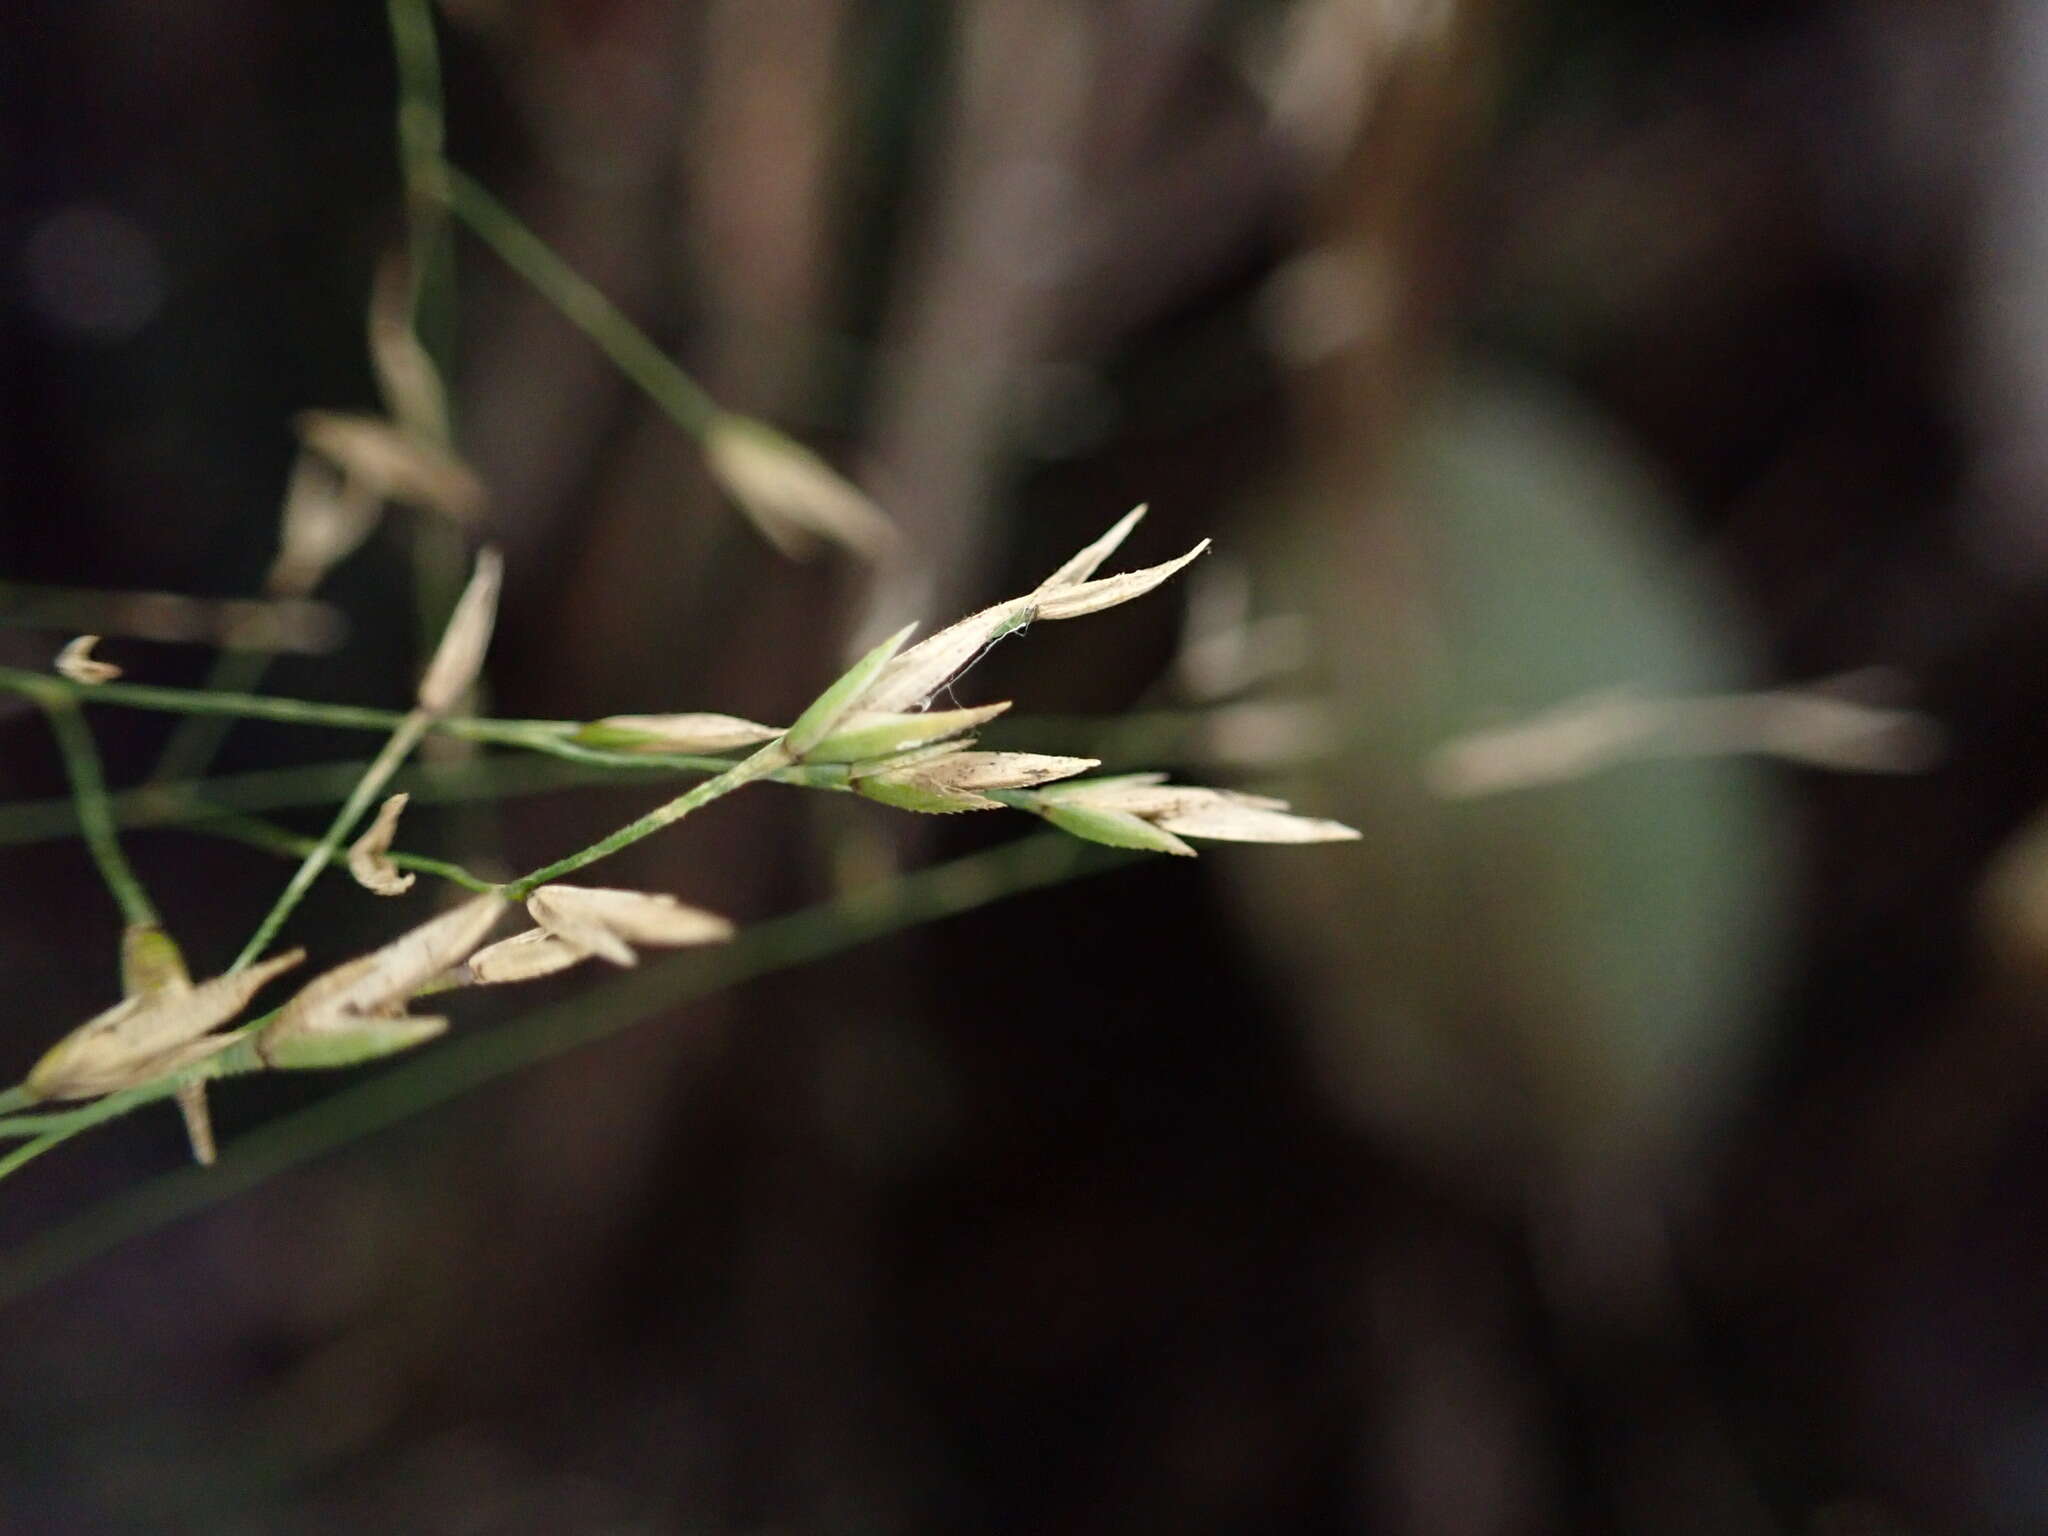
left=505, top=742, right=791, bottom=896
left=440, top=166, right=720, bottom=437
left=0, top=1085, right=170, bottom=1139
left=0, top=751, right=741, bottom=852
left=0, top=664, right=572, bottom=745
left=231, top=712, right=432, bottom=970
left=384, top=0, right=475, bottom=696
left=391, top=849, right=498, bottom=892
left=148, top=649, right=276, bottom=785
left=0, top=1134, right=67, bottom=1182
left=386, top=0, right=453, bottom=348
left=39, top=698, right=158, bottom=926
left=503, top=734, right=740, bottom=773
left=202, top=813, right=500, bottom=894
left=6, top=668, right=1235, bottom=774
left=0, top=667, right=781, bottom=783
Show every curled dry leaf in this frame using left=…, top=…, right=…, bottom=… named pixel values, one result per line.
left=347, top=792, right=416, bottom=896
left=416, top=545, right=504, bottom=715
left=526, top=885, right=734, bottom=968
left=54, top=635, right=120, bottom=685
left=27, top=949, right=306, bottom=1102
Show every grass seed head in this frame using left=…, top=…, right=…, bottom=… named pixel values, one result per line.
left=416, top=546, right=504, bottom=715
left=525, top=885, right=734, bottom=968
left=28, top=949, right=306, bottom=1102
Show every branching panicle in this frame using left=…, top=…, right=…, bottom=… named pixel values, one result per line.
left=0, top=0, right=1361, bottom=1208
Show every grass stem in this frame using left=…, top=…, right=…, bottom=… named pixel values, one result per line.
left=505, top=742, right=790, bottom=896
left=38, top=697, right=159, bottom=927
left=441, top=166, right=720, bottom=438
left=230, top=712, right=432, bottom=970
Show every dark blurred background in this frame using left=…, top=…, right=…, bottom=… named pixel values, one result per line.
left=4, top=1, right=2047, bottom=1531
